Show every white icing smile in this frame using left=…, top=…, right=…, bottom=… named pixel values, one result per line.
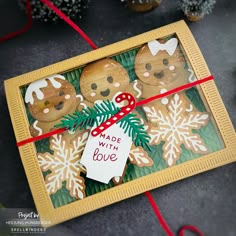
left=43, top=108, right=50, bottom=114
left=65, top=94, right=71, bottom=100
left=143, top=72, right=150, bottom=78
left=114, top=82, right=120, bottom=88
left=90, top=92, right=96, bottom=97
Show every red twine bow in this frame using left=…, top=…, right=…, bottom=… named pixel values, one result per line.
left=2, top=1, right=208, bottom=235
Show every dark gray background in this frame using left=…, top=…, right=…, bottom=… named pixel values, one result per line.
left=0, top=0, right=235, bottom=235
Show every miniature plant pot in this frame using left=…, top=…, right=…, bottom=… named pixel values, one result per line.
left=186, top=13, right=203, bottom=22
left=127, top=0, right=162, bottom=12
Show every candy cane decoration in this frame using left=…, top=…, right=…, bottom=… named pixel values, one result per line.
left=91, top=93, right=136, bottom=137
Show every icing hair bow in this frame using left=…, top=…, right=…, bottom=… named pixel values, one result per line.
left=148, top=38, right=178, bottom=56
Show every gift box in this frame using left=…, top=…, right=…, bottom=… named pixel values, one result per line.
left=4, top=20, right=236, bottom=227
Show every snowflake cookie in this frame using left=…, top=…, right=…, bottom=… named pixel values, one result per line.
left=38, top=131, right=89, bottom=199
left=144, top=93, right=209, bottom=166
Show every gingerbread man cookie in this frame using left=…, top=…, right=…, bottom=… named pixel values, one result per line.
left=135, top=38, right=195, bottom=106
left=79, top=58, right=153, bottom=185
left=135, top=38, right=197, bottom=118
left=25, top=74, right=81, bottom=137
left=79, top=58, right=142, bottom=105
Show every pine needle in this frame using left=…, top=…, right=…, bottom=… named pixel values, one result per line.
left=55, top=101, right=151, bottom=150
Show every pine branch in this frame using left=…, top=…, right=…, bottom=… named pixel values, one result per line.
left=55, top=100, right=151, bottom=150
left=118, top=114, right=151, bottom=151
left=55, top=100, right=120, bottom=131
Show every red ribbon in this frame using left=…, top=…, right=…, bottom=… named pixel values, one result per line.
left=0, top=0, right=97, bottom=49
left=136, top=75, right=213, bottom=107
left=17, top=128, right=66, bottom=147
left=40, top=0, right=97, bottom=50
left=17, top=75, right=213, bottom=146
left=3, top=1, right=205, bottom=235
left=0, top=0, right=32, bottom=43
left=145, top=191, right=204, bottom=236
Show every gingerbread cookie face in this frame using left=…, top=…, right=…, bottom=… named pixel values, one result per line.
left=80, top=58, right=130, bottom=103
left=135, top=38, right=188, bottom=87
left=25, top=75, right=77, bottom=122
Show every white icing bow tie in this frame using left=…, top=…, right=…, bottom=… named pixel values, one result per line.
left=148, top=38, right=178, bottom=56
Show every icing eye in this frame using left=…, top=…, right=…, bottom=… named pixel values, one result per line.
left=91, top=83, right=97, bottom=90
left=107, top=76, right=113, bottom=83
left=163, top=59, right=169, bottom=66
left=59, top=90, right=65, bottom=96
left=145, top=63, right=152, bottom=71
left=44, top=100, right=50, bottom=106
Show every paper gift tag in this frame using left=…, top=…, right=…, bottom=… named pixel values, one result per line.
left=81, top=123, right=132, bottom=184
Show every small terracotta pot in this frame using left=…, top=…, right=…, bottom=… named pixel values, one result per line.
left=127, top=0, right=162, bottom=12
left=186, top=14, right=203, bottom=22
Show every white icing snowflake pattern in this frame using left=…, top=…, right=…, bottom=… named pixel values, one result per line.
left=38, top=132, right=88, bottom=199
left=144, top=93, right=209, bottom=166
left=128, top=144, right=153, bottom=167
left=112, top=143, right=153, bottom=185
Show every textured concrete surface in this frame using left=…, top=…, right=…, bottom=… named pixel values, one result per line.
left=0, top=0, right=235, bottom=235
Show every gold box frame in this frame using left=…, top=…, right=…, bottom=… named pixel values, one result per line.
left=4, top=20, right=236, bottom=227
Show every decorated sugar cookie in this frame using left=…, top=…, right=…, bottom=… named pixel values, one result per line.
left=38, top=130, right=89, bottom=199
left=25, top=75, right=81, bottom=136
left=128, top=143, right=153, bottom=167
left=144, top=93, right=209, bottom=166
left=134, top=41, right=210, bottom=166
